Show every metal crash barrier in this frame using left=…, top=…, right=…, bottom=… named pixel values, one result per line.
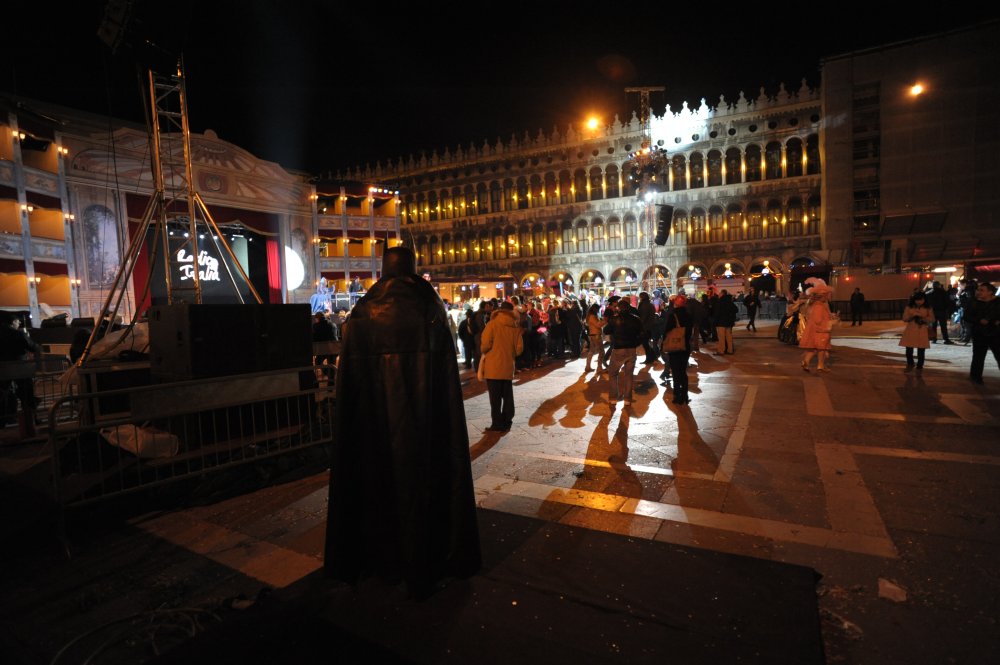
left=48, top=365, right=335, bottom=513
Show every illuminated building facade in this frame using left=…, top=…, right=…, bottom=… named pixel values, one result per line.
left=0, top=98, right=399, bottom=324
left=353, top=21, right=1000, bottom=303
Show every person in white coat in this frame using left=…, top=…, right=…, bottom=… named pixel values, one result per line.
left=899, top=291, right=933, bottom=373
left=479, top=301, right=524, bottom=432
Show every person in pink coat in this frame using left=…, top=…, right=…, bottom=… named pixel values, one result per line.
left=799, top=278, right=833, bottom=372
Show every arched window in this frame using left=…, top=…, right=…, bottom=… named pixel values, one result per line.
left=429, top=235, right=440, bottom=264
left=624, top=215, right=638, bottom=249
left=707, top=150, right=723, bottom=187
left=709, top=206, right=725, bottom=243
left=806, top=135, right=820, bottom=175
left=786, top=138, right=804, bottom=177
left=747, top=204, right=763, bottom=239
left=532, top=225, right=545, bottom=255
left=427, top=191, right=438, bottom=221
left=462, top=186, right=474, bottom=217
left=481, top=231, right=494, bottom=261
left=503, top=179, right=516, bottom=211
left=765, top=142, right=782, bottom=179
left=786, top=197, right=803, bottom=236
left=493, top=229, right=507, bottom=259
left=574, top=169, right=588, bottom=202
left=605, top=164, right=620, bottom=198
left=690, top=210, right=705, bottom=244
left=477, top=183, right=488, bottom=214
left=561, top=220, right=575, bottom=253
left=671, top=155, right=687, bottom=190
left=440, top=189, right=452, bottom=220
left=745, top=145, right=762, bottom=182
left=589, top=167, right=604, bottom=200
left=689, top=153, right=705, bottom=189
left=416, top=237, right=429, bottom=266
left=442, top=234, right=454, bottom=263
left=767, top=200, right=783, bottom=238
left=519, top=226, right=532, bottom=257
left=454, top=233, right=468, bottom=262
left=576, top=219, right=590, bottom=253
left=673, top=209, right=688, bottom=245
left=592, top=220, right=606, bottom=251
left=546, top=223, right=560, bottom=255
left=622, top=161, right=638, bottom=197
left=529, top=175, right=543, bottom=208
left=608, top=218, right=622, bottom=250
left=808, top=195, right=821, bottom=234
left=489, top=182, right=502, bottom=213
left=544, top=173, right=557, bottom=205
left=725, top=148, right=742, bottom=185
left=559, top=171, right=572, bottom=204
left=727, top=204, right=743, bottom=241
left=516, top=177, right=529, bottom=210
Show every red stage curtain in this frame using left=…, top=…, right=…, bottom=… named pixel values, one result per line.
left=266, top=239, right=282, bottom=304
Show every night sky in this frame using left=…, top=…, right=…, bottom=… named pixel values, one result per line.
left=6, top=2, right=997, bottom=177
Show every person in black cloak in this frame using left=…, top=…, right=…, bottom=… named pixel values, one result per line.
left=324, top=246, right=481, bottom=597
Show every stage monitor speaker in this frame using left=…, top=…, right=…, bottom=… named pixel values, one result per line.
left=148, top=304, right=311, bottom=383
left=654, top=205, right=674, bottom=246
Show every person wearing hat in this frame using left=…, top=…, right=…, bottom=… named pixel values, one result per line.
left=799, top=278, right=834, bottom=372
left=661, top=294, right=693, bottom=404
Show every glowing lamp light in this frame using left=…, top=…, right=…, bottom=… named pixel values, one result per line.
left=910, top=83, right=924, bottom=96
left=586, top=117, right=599, bottom=131
left=283, top=246, right=305, bottom=290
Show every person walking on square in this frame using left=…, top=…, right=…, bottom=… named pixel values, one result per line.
left=799, top=278, right=834, bottom=372
left=662, top=294, right=693, bottom=405
left=480, top=301, right=524, bottom=431
left=605, top=298, right=643, bottom=406
left=964, top=281, right=1000, bottom=385
left=850, top=287, right=865, bottom=326
left=899, top=292, right=933, bottom=373
left=325, top=247, right=480, bottom=598
left=458, top=307, right=475, bottom=369
left=744, top=287, right=760, bottom=332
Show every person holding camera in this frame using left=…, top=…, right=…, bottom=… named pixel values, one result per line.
left=899, top=291, right=933, bottom=373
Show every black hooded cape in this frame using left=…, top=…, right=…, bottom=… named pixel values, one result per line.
left=324, top=271, right=481, bottom=593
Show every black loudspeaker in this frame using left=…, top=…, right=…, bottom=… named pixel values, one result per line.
left=655, top=205, right=674, bottom=246
left=148, top=304, right=311, bottom=382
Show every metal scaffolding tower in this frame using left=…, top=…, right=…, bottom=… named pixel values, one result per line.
left=78, top=62, right=262, bottom=366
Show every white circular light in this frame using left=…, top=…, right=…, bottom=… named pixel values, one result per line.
left=284, top=245, right=305, bottom=290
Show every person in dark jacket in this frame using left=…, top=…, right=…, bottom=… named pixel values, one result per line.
left=964, top=281, right=1000, bottom=384
left=312, top=312, right=336, bottom=379
left=714, top=290, right=738, bottom=354
left=325, top=247, right=480, bottom=598
left=927, top=281, right=954, bottom=344
left=849, top=288, right=866, bottom=326
left=744, top=287, right=761, bottom=332
left=605, top=299, right=643, bottom=406
left=0, top=312, right=39, bottom=426
left=662, top=294, right=694, bottom=405
left=637, top=291, right=657, bottom=364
